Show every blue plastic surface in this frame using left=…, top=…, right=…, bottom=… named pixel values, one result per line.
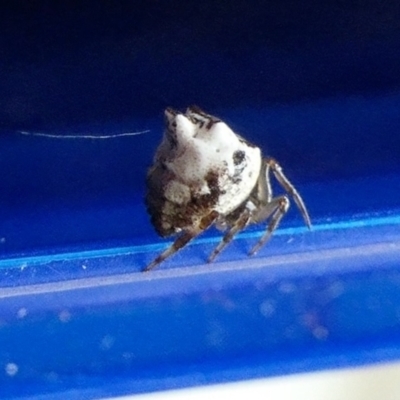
left=1, top=2, right=400, bottom=399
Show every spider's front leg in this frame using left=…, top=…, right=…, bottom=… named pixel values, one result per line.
left=144, top=211, right=219, bottom=272
left=207, top=207, right=252, bottom=263
left=265, top=157, right=311, bottom=228
left=248, top=157, right=310, bottom=255
left=249, top=195, right=290, bottom=255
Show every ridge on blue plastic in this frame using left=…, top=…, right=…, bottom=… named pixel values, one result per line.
left=1, top=207, right=400, bottom=400
left=0, top=212, right=399, bottom=269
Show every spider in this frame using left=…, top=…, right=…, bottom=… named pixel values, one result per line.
left=145, top=106, right=311, bottom=271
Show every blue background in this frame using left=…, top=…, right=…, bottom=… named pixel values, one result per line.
left=0, top=1, right=400, bottom=399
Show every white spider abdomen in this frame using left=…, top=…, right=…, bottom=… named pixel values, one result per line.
left=146, top=107, right=262, bottom=236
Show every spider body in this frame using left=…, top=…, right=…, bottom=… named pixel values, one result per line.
left=145, top=106, right=311, bottom=271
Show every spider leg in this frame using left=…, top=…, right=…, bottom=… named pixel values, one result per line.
left=250, top=195, right=290, bottom=255
left=144, top=211, right=218, bottom=272
left=264, top=157, right=311, bottom=228
left=207, top=208, right=252, bottom=263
